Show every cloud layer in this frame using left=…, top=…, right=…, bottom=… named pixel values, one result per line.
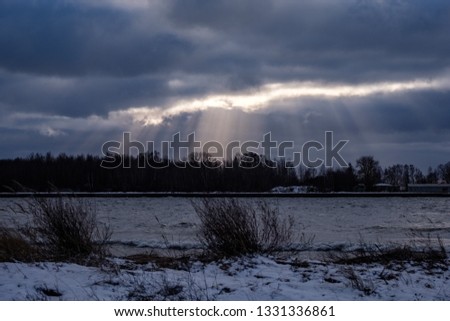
left=1, top=0, right=450, bottom=169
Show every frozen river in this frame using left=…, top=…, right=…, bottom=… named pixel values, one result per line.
left=1, top=196, right=449, bottom=256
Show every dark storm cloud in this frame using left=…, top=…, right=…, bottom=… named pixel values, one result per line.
left=0, top=0, right=192, bottom=77
left=266, top=89, right=450, bottom=139
left=2, top=0, right=449, bottom=82
left=346, top=91, right=450, bottom=135
left=168, top=0, right=450, bottom=83
left=0, top=71, right=171, bottom=117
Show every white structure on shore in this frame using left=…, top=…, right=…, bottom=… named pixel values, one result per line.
left=271, top=186, right=312, bottom=193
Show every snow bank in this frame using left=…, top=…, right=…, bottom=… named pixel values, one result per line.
left=1, top=256, right=448, bottom=301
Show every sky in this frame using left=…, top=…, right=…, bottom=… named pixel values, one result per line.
left=0, top=0, right=450, bottom=170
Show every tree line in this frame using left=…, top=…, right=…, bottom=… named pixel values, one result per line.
left=0, top=153, right=448, bottom=193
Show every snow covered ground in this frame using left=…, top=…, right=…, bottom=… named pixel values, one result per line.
left=1, top=255, right=449, bottom=301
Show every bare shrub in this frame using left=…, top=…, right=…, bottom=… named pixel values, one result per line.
left=16, top=196, right=111, bottom=262
left=258, top=202, right=296, bottom=253
left=193, top=198, right=295, bottom=258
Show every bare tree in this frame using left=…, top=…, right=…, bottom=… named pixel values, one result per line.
left=437, top=162, right=450, bottom=183
left=356, top=156, right=381, bottom=191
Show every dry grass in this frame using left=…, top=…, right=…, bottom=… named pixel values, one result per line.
left=0, top=226, right=37, bottom=262
left=193, top=198, right=295, bottom=258
left=2, top=196, right=111, bottom=263
left=329, top=236, right=447, bottom=270
left=125, top=253, right=192, bottom=271
left=341, top=267, right=375, bottom=295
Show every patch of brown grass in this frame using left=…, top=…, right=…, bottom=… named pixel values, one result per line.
left=0, top=226, right=37, bottom=262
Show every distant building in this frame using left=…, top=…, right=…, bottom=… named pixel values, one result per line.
left=408, top=184, right=450, bottom=194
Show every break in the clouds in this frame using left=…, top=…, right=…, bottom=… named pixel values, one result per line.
left=1, top=0, right=450, bottom=169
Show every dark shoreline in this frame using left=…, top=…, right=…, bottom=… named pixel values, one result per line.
left=0, top=192, right=449, bottom=198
